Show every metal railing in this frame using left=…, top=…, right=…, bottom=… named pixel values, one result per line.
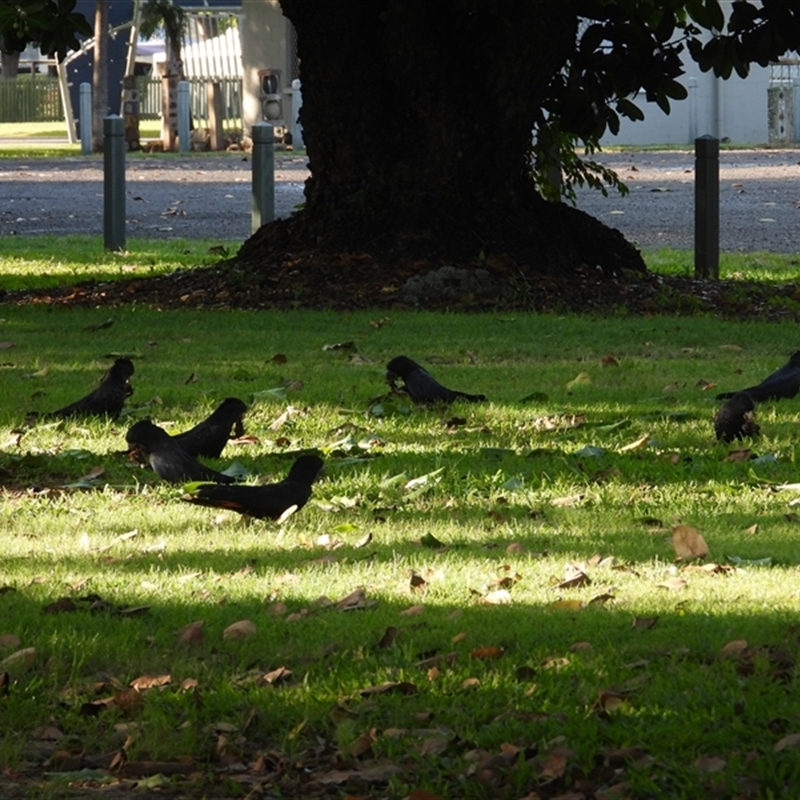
left=0, top=74, right=241, bottom=129
left=0, top=74, right=62, bottom=122
left=136, top=75, right=242, bottom=130
left=769, top=58, right=800, bottom=85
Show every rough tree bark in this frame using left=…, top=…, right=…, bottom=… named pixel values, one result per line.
left=0, top=42, right=20, bottom=79
left=238, top=0, right=645, bottom=279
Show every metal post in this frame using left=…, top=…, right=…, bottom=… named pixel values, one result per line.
left=794, top=76, right=800, bottom=143
left=688, top=77, right=698, bottom=144
left=177, top=80, right=190, bottom=153
left=80, top=82, right=92, bottom=155
left=251, top=121, right=275, bottom=232
left=694, top=135, right=719, bottom=279
left=104, top=115, right=126, bottom=251
left=291, top=78, right=304, bottom=150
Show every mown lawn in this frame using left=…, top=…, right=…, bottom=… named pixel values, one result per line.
left=2, top=299, right=800, bottom=798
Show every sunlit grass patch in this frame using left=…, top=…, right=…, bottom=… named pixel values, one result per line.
left=0, top=235, right=233, bottom=290
left=2, top=306, right=800, bottom=794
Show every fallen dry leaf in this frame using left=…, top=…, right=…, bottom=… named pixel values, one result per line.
left=556, top=565, right=590, bottom=590
left=178, top=620, right=205, bottom=646
left=112, top=687, right=145, bottom=716
left=596, top=690, right=626, bottom=712
left=550, top=493, right=584, bottom=507
left=775, top=733, right=800, bottom=752
left=349, top=727, right=377, bottom=757
left=695, top=755, right=727, bottom=773
left=540, top=747, right=571, bottom=779
left=415, top=652, right=457, bottom=669
left=223, top=619, right=256, bottom=640
left=724, top=448, right=754, bottom=463
left=619, top=432, right=650, bottom=453
left=357, top=681, right=417, bottom=697
left=721, top=639, right=749, bottom=658
left=631, top=616, right=658, bottom=631
left=0, top=647, right=36, bottom=673
left=418, top=737, right=449, bottom=756
left=30, top=725, right=63, bottom=741
left=336, top=588, right=367, bottom=611
left=657, top=577, right=688, bottom=591
left=541, top=656, right=570, bottom=670
left=129, top=673, right=171, bottom=691
left=408, top=789, right=442, bottom=800
left=377, top=626, right=403, bottom=648
left=471, top=646, right=504, bottom=660
left=671, top=525, right=709, bottom=560
left=480, top=588, right=512, bottom=605
left=566, top=371, right=591, bottom=390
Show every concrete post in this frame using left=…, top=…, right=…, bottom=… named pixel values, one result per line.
left=177, top=80, right=190, bottom=153
left=694, top=135, right=719, bottom=280
left=80, top=82, right=92, bottom=155
left=251, top=121, right=275, bottom=233
left=688, top=77, right=698, bottom=144
left=103, top=115, right=126, bottom=251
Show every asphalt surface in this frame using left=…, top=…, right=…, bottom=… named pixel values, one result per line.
left=573, top=148, right=800, bottom=253
left=0, top=151, right=308, bottom=242
left=1, top=148, right=800, bottom=253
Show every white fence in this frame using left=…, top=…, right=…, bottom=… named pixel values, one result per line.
left=137, top=75, right=242, bottom=130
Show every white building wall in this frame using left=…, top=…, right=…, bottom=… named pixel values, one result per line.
left=600, top=1, right=777, bottom=146
left=240, top=0, right=288, bottom=134
left=602, top=64, right=772, bottom=146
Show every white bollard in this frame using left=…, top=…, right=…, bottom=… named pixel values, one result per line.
left=178, top=80, right=190, bottom=153
left=252, top=122, right=275, bottom=232
left=80, top=82, right=92, bottom=155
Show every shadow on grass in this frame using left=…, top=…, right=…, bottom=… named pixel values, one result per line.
left=3, top=571, right=800, bottom=798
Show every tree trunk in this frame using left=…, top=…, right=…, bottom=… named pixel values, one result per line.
left=159, top=40, right=185, bottom=151
left=238, top=0, right=645, bottom=279
left=157, top=60, right=180, bottom=151
left=91, top=0, right=109, bottom=153
left=0, top=48, right=20, bottom=79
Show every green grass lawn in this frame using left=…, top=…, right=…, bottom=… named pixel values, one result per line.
left=0, top=121, right=165, bottom=156
left=3, top=235, right=800, bottom=295
left=0, top=236, right=236, bottom=291
left=3, top=293, right=800, bottom=797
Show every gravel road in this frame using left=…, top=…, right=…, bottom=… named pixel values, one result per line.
left=0, top=152, right=307, bottom=243
left=1, top=148, right=800, bottom=253
left=574, top=148, right=800, bottom=254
